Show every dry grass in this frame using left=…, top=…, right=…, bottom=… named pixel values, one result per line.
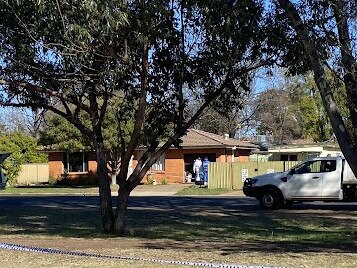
left=175, top=185, right=233, bottom=195
left=1, top=236, right=357, bottom=268
left=2, top=185, right=104, bottom=194
left=0, top=195, right=356, bottom=267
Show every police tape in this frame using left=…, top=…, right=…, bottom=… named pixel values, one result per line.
left=0, top=242, right=285, bottom=268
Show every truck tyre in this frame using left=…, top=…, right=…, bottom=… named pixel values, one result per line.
left=259, top=188, right=282, bottom=209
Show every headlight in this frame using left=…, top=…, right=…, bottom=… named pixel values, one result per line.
left=251, top=178, right=259, bottom=184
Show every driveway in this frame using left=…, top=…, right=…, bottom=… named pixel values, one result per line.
left=129, top=183, right=190, bottom=196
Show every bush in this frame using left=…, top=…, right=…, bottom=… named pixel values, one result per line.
left=160, top=177, right=169, bottom=185
left=56, top=171, right=99, bottom=186
left=48, top=175, right=57, bottom=186
left=145, top=175, right=156, bottom=185
left=0, top=131, right=48, bottom=185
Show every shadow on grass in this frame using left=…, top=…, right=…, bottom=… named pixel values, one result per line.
left=13, top=185, right=97, bottom=189
left=0, top=198, right=101, bottom=237
left=0, top=196, right=356, bottom=254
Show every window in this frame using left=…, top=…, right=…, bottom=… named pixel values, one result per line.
left=281, top=154, right=298, bottom=161
left=290, top=155, right=298, bottom=161
left=151, top=153, right=165, bottom=171
left=281, top=155, right=288, bottom=161
left=294, top=160, right=321, bottom=174
left=294, top=160, right=337, bottom=174
left=63, top=152, right=89, bottom=173
left=137, top=151, right=165, bottom=171
left=322, top=160, right=336, bottom=172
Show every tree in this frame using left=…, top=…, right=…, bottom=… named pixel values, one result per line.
left=0, top=131, right=47, bottom=184
left=287, top=72, right=348, bottom=142
left=274, top=0, right=357, bottom=175
left=0, top=0, right=289, bottom=234
left=0, top=107, right=45, bottom=137
left=191, top=90, right=257, bottom=139
left=255, top=87, right=301, bottom=144
left=39, top=96, right=133, bottom=183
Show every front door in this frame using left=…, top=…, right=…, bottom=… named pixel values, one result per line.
left=287, top=160, right=323, bottom=198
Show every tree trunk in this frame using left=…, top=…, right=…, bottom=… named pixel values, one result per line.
left=331, top=0, right=357, bottom=144
left=96, top=140, right=114, bottom=233
left=114, top=180, right=131, bottom=235
left=277, top=0, right=357, bottom=176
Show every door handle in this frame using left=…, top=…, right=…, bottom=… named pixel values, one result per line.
left=312, top=176, right=320, bottom=179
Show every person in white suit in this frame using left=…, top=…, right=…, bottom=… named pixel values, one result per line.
left=193, top=157, right=202, bottom=182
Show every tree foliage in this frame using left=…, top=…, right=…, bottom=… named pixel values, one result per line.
left=0, top=0, right=298, bottom=234
left=39, top=113, right=90, bottom=152
left=273, top=0, right=357, bottom=175
left=190, top=89, right=256, bottom=138
left=255, top=87, right=301, bottom=143
left=0, top=131, right=47, bottom=184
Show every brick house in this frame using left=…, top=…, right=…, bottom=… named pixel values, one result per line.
left=48, top=151, right=98, bottom=182
left=47, top=129, right=259, bottom=183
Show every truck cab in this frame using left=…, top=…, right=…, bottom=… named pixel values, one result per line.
left=243, top=157, right=357, bottom=209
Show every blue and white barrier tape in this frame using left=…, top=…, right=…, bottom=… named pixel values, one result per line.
left=0, top=242, right=285, bottom=268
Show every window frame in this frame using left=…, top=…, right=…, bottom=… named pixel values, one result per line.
left=63, top=152, right=89, bottom=173
left=137, top=150, right=166, bottom=171
left=294, top=160, right=336, bottom=174
left=151, top=153, right=165, bottom=171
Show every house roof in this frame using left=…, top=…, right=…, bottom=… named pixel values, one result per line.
left=180, top=129, right=259, bottom=150
left=40, top=129, right=259, bottom=152
left=266, top=142, right=341, bottom=154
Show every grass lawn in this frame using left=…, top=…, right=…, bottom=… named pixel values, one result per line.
left=0, top=195, right=356, bottom=267
left=1, top=185, right=116, bottom=194
left=175, top=185, right=233, bottom=195
left=2, top=184, right=232, bottom=196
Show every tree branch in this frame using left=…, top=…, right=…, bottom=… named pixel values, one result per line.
left=184, top=62, right=268, bottom=130
left=0, top=79, right=91, bottom=114
left=1, top=101, right=92, bottom=137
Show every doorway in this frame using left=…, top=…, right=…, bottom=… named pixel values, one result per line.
left=183, top=153, right=216, bottom=182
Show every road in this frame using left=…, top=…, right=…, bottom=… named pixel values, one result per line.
left=1, top=195, right=357, bottom=212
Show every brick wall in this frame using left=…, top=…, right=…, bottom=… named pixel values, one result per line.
left=48, top=152, right=97, bottom=180
left=88, top=153, right=97, bottom=173
left=49, top=148, right=252, bottom=183
left=48, top=152, right=63, bottom=180
left=235, top=149, right=250, bottom=162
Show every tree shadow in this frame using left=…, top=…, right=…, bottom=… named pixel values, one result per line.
left=14, top=184, right=97, bottom=189
left=0, top=196, right=102, bottom=237
left=0, top=196, right=356, bottom=255
left=126, top=197, right=357, bottom=254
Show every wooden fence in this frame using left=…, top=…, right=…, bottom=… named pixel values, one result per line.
left=16, top=163, right=49, bottom=184
left=208, top=161, right=299, bottom=190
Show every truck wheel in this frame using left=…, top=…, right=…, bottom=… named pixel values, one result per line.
left=259, top=188, right=282, bottom=209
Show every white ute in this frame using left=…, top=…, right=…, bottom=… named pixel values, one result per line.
left=243, top=157, right=357, bottom=209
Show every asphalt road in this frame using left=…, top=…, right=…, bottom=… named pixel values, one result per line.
left=0, top=195, right=357, bottom=212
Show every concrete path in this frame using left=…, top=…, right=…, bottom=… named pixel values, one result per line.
left=128, top=183, right=190, bottom=196
left=129, top=184, right=245, bottom=197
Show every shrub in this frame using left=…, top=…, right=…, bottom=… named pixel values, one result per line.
left=0, top=131, right=48, bottom=185
left=48, top=175, right=57, bottom=186
left=56, top=171, right=99, bottom=186
left=146, top=175, right=156, bottom=185
left=160, top=177, right=169, bottom=185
